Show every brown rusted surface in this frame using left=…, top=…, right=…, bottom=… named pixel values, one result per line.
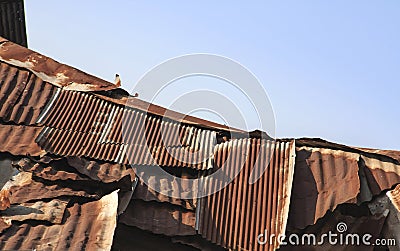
left=0, top=37, right=118, bottom=92
left=67, top=156, right=134, bottom=183
left=0, top=190, right=10, bottom=210
left=387, top=183, right=400, bottom=212
left=133, top=172, right=197, bottom=210
left=0, top=0, right=27, bottom=47
left=119, top=200, right=197, bottom=236
left=0, top=190, right=119, bottom=250
left=1, top=172, right=96, bottom=204
left=0, top=124, right=45, bottom=156
left=36, top=89, right=218, bottom=169
left=198, top=139, right=296, bottom=251
left=0, top=199, right=68, bottom=224
left=361, top=155, right=400, bottom=195
left=288, top=147, right=360, bottom=230
left=0, top=61, right=57, bottom=125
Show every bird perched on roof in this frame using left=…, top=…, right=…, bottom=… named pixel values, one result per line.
left=115, top=74, right=121, bottom=87
left=133, top=92, right=139, bottom=97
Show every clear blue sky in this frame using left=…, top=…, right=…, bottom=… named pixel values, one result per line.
left=25, top=1, right=399, bottom=150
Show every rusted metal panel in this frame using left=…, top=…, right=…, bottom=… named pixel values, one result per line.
left=197, top=139, right=296, bottom=251
left=17, top=158, right=91, bottom=182
left=361, top=155, right=400, bottom=196
left=119, top=200, right=197, bottom=236
left=133, top=170, right=197, bottom=210
left=96, top=92, right=247, bottom=134
left=0, top=61, right=57, bottom=126
left=1, top=172, right=96, bottom=204
left=288, top=147, right=360, bottom=230
left=0, top=0, right=27, bottom=47
left=0, top=38, right=118, bottom=92
left=67, top=156, right=134, bottom=183
left=36, top=89, right=217, bottom=169
left=282, top=209, right=388, bottom=251
left=0, top=199, right=68, bottom=224
left=0, top=190, right=118, bottom=251
left=0, top=124, right=44, bottom=156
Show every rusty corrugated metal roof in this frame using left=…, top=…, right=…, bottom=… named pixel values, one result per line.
left=35, top=89, right=218, bottom=169
left=197, top=139, right=296, bottom=251
left=288, top=146, right=361, bottom=229
left=0, top=0, right=27, bottom=47
left=0, top=61, right=57, bottom=125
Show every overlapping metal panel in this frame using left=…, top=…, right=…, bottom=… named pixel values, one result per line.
left=36, top=89, right=217, bottom=169
left=288, top=146, right=361, bottom=229
left=0, top=0, right=27, bottom=47
left=0, top=124, right=44, bottom=156
left=119, top=199, right=197, bottom=236
left=197, top=139, right=296, bottom=251
left=0, top=190, right=118, bottom=251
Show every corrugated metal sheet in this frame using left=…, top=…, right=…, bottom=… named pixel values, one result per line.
left=197, top=139, right=296, bottom=251
left=0, top=190, right=118, bottom=251
left=133, top=170, right=197, bottom=210
left=119, top=199, right=197, bottom=236
left=67, top=156, right=134, bottom=183
left=0, top=0, right=27, bottom=47
left=0, top=61, right=58, bottom=125
left=0, top=38, right=119, bottom=91
left=288, top=146, right=361, bottom=230
left=0, top=199, right=68, bottom=224
left=2, top=172, right=96, bottom=204
left=282, top=209, right=388, bottom=251
left=361, top=155, right=400, bottom=196
left=0, top=124, right=44, bottom=156
left=17, top=158, right=91, bottom=182
left=36, top=89, right=217, bottom=169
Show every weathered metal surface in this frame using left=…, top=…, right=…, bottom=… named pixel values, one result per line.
left=361, top=155, right=400, bottom=196
left=0, top=38, right=119, bottom=91
left=36, top=89, right=218, bottom=169
left=119, top=200, right=197, bottom=236
left=1, top=172, right=96, bottom=204
left=0, top=0, right=27, bottom=47
left=197, top=139, right=296, bottom=251
left=67, top=156, right=134, bottom=183
left=0, top=199, right=68, bottom=224
left=95, top=92, right=247, bottom=134
left=17, top=158, right=90, bottom=182
left=288, top=147, right=361, bottom=230
left=282, top=209, right=388, bottom=251
left=0, top=124, right=44, bottom=156
left=0, top=61, right=57, bottom=125
left=0, top=190, right=119, bottom=251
